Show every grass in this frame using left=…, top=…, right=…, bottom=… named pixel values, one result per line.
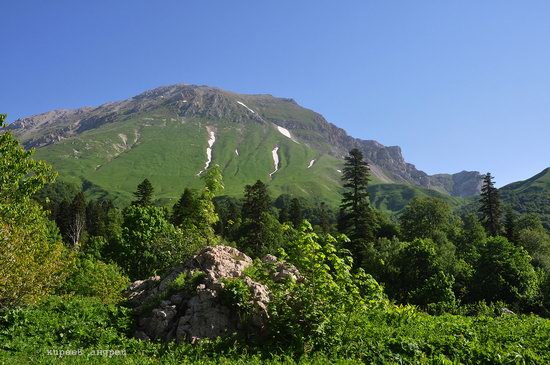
left=2, top=295, right=550, bottom=364
left=32, top=111, right=468, bottom=212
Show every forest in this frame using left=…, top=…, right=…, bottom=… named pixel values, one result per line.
left=2, top=112, right=550, bottom=364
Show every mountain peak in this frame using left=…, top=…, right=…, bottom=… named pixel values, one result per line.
left=9, top=83, right=482, bottom=198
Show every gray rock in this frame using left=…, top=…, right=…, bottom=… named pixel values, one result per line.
left=126, top=245, right=275, bottom=343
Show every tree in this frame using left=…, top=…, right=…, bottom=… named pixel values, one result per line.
left=0, top=114, right=70, bottom=308
left=172, top=188, right=199, bottom=227
left=132, top=178, right=154, bottom=206
left=238, top=180, right=283, bottom=256
left=66, top=192, right=87, bottom=248
left=242, top=180, right=271, bottom=221
left=214, top=196, right=241, bottom=238
left=289, top=198, right=304, bottom=229
left=318, top=202, right=332, bottom=234
left=86, top=199, right=114, bottom=238
left=518, top=228, right=550, bottom=271
left=457, top=213, right=486, bottom=263
left=504, top=206, right=518, bottom=243
left=399, top=197, right=453, bottom=241
left=114, top=205, right=175, bottom=279
left=338, top=148, right=374, bottom=262
left=471, top=236, right=539, bottom=307
left=479, top=173, right=501, bottom=236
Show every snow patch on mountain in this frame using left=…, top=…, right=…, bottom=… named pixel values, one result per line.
left=118, top=133, right=128, bottom=146
left=270, top=146, right=280, bottom=178
left=236, top=101, right=255, bottom=114
left=276, top=125, right=292, bottom=139
left=307, top=159, right=315, bottom=168
left=197, top=127, right=216, bottom=176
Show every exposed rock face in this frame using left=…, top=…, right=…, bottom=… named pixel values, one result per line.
left=126, top=246, right=270, bottom=343
left=263, top=254, right=303, bottom=283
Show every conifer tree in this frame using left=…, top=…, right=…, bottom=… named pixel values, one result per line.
left=239, top=180, right=282, bottom=256
left=478, top=173, right=502, bottom=236
left=132, top=178, right=154, bottom=206
left=171, top=188, right=198, bottom=227
left=319, top=202, right=331, bottom=234
left=289, top=197, right=303, bottom=229
left=504, top=206, right=518, bottom=243
left=338, top=148, right=374, bottom=262
left=242, top=180, right=271, bottom=221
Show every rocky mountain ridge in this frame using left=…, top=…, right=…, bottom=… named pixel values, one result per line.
left=8, top=84, right=482, bottom=198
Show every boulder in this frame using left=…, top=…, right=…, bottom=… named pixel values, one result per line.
left=126, top=245, right=272, bottom=343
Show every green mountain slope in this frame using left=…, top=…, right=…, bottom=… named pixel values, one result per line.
left=9, top=84, right=480, bottom=208
left=501, top=167, right=550, bottom=230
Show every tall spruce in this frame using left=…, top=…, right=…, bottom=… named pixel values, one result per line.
left=289, top=198, right=304, bottom=229
left=338, top=148, right=374, bottom=262
left=132, top=178, right=154, bottom=206
left=479, top=173, right=502, bottom=236
left=319, top=202, right=331, bottom=234
left=504, top=206, right=518, bottom=243
left=242, top=180, right=271, bottom=221
left=171, top=188, right=198, bottom=227
left=239, top=180, right=281, bottom=256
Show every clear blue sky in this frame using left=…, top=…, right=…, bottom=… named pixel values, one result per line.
left=2, top=1, right=549, bottom=186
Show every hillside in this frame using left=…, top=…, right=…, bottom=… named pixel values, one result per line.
left=8, top=84, right=482, bottom=206
left=501, top=167, right=550, bottom=230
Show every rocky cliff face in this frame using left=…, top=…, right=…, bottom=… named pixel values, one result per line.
left=8, top=84, right=482, bottom=196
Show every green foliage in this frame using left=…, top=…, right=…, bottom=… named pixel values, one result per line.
left=399, top=197, right=454, bottom=241
left=479, top=173, right=502, bottom=236
left=131, top=178, right=154, bottom=206
left=2, top=292, right=550, bottom=364
left=501, top=167, right=550, bottom=231
left=219, top=278, right=254, bottom=314
left=0, top=116, right=71, bottom=308
left=518, top=228, right=550, bottom=271
left=268, top=222, right=385, bottom=354
left=114, top=205, right=176, bottom=279
left=59, top=255, right=130, bottom=304
left=0, top=114, right=57, bottom=216
left=0, top=296, right=134, bottom=355
left=168, top=270, right=206, bottom=295
left=238, top=180, right=285, bottom=257
left=338, top=148, right=375, bottom=255
left=472, top=236, right=539, bottom=307
left=172, top=187, right=199, bottom=227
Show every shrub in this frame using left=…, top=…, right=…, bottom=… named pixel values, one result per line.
left=59, top=255, right=130, bottom=304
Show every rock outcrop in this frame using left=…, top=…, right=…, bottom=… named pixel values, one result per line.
left=126, top=246, right=270, bottom=343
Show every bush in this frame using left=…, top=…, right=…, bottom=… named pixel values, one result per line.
left=0, top=117, right=72, bottom=309
left=59, top=255, right=130, bottom=304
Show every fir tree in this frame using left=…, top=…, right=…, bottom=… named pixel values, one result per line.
left=338, top=148, right=374, bottom=262
left=242, top=180, right=271, bottom=221
left=289, top=198, right=303, bottom=229
left=171, top=188, right=198, bottom=227
left=319, top=202, right=331, bottom=234
left=132, top=178, right=154, bottom=207
left=504, top=206, right=518, bottom=243
left=239, top=180, right=282, bottom=256
left=479, top=173, right=502, bottom=236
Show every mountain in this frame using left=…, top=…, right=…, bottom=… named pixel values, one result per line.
left=8, top=84, right=482, bottom=207
left=501, top=167, right=550, bottom=230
